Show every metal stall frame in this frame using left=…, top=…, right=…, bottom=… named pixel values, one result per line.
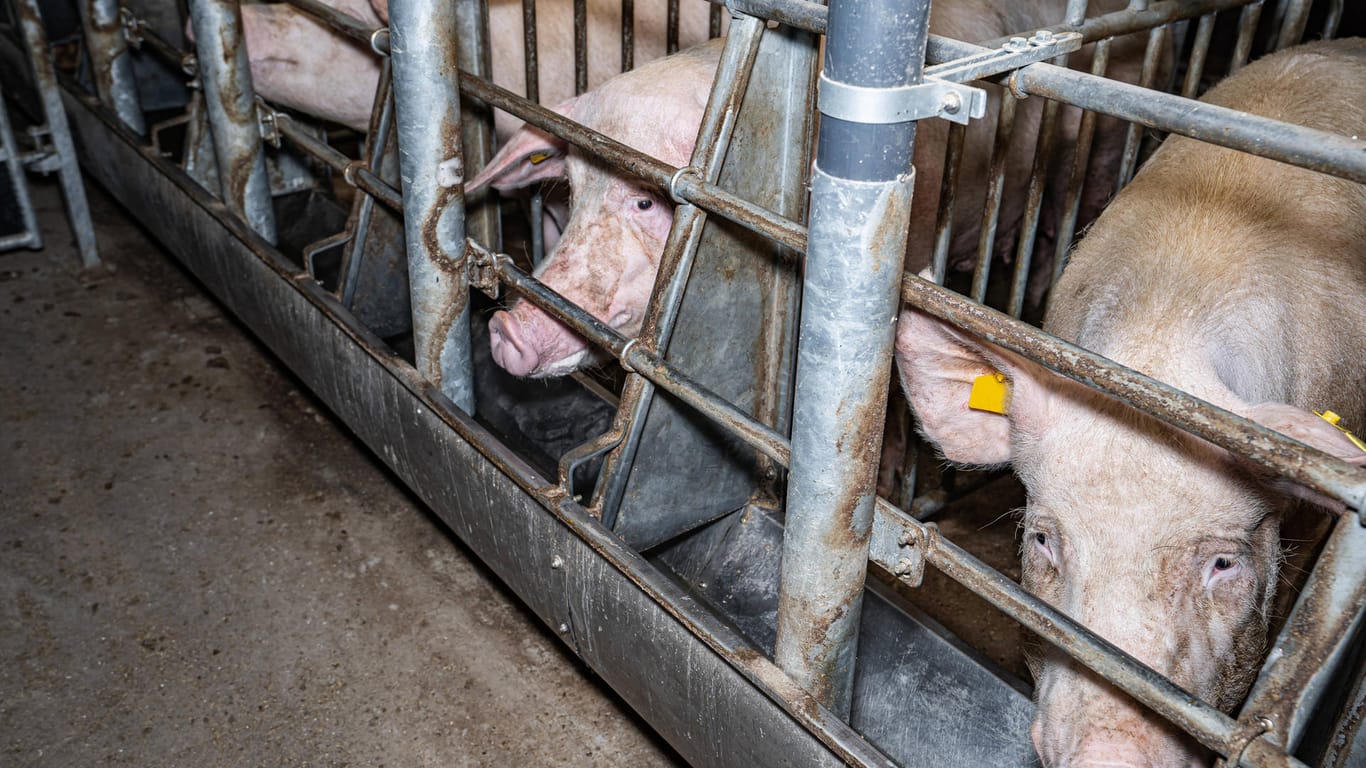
left=29, top=0, right=1366, bottom=764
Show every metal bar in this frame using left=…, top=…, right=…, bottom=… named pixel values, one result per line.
left=1241, top=515, right=1366, bottom=753
left=1230, top=1, right=1263, bottom=73
left=186, top=0, right=277, bottom=243
left=900, top=275, right=1366, bottom=515
left=281, top=0, right=376, bottom=43
left=458, top=72, right=808, bottom=252
left=1274, top=0, right=1311, bottom=50
left=0, top=80, right=41, bottom=251
left=1049, top=39, right=1110, bottom=288
left=589, top=16, right=767, bottom=524
left=1323, top=0, right=1343, bottom=39
left=969, top=94, right=1016, bottom=304
left=521, top=0, right=538, bottom=101
left=928, top=122, right=965, bottom=285
left=573, top=0, right=587, bottom=95
left=452, top=0, right=499, bottom=250
left=621, top=0, right=633, bottom=71
left=666, top=0, right=678, bottom=53
left=274, top=114, right=403, bottom=211
left=1113, top=7, right=1168, bottom=193
left=78, top=0, right=145, bottom=135
left=15, top=0, right=99, bottom=266
left=389, top=0, right=475, bottom=412
left=340, top=57, right=398, bottom=307
left=773, top=0, right=929, bottom=718
left=868, top=498, right=1306, bottom=768
left=1181, top=13, right=1216, bottom=99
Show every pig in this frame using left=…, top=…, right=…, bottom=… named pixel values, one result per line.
left=221, top=0, right=719, bottom=138
left=895, top=38, right=1366, bottom=767
left=464, top=0, right=1151, bottom=379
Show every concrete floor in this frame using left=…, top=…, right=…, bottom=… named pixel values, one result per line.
left=1, top=177, right=681, bottom=766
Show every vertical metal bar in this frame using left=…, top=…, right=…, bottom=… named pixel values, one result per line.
left=16, top=0, right=100, bottom=266
left=773, top=0, right=929, bottom=718
left=588, top=15, right=767, bottom=525
left=340, top=59, right=396, bottom=308
left=1113, top=8, right=1168, bottom=194
left=1049, top=40, right=1110, bottom=291
left=929, top=122, right=966, bottom=285
left=709, top=2, right=722, bottom=38
left=621, top=0, right=634, bottom=71
left=573, top=0, right=587, bottom=95
left=1322, top=0, right=1343, bottom=40
left=453, top=0, right=499, bottom=250
left=1181, top=13, right=1216, bottom=99
left=1230, top=1, right=1263, bottom=74
left=186, top=0, right=277, bottom=243
left=0, top=81, right=42, bottom=251
left=969, top=94, right=1016, bottom=304
left=389, top=0, right=475, bottom=412
left=666, top=0, right=679, bottom=54
left=1274, top=0, right=1310, bottom=50
left=1239, top=516, right=1366, bottom=756
left=522, top=0, right=538, bottom=102
left=78, top=0, right=146, bottom=135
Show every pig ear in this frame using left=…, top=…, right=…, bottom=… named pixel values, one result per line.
left=895, top=305, right=1047, bottom=467
left=464, top=99, right=577, bottom=194
left=1235, top=402, right=1366, bottom=510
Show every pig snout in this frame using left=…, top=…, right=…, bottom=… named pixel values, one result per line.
left=1030, top=665, right=1208, bottom=768
left=488, top=305, right=589, bottom=378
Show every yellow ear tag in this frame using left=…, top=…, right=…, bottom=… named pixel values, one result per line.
left=1315, top=410, right=1366, bottom=452
left=528, top=152, right=554, bottom=165
left=968, top=372, right=1010, bottom=416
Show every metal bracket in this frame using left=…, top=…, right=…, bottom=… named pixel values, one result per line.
left=819, top=28, right=1085, bottom=126
left=817, top=74, right=986, bottom=126
left=464, top=238, right=501, bottom=300
left=255, top=97, right=282, bottom=147
left=118, top=7, right=143, bottom=49
left=869, top=505, right=931, bottom=588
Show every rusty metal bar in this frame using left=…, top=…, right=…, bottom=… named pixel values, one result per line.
left=273, top=113, right=402, bottom=211
left=78, top=0, right=145, bottom=135
left=589, top=15, right=767, bottom=523
left=573, top=0, right=587, bottom=95
left=1230, top=1, right=1263, bottom=73
left=1113, top=1, right=1168, bottom=193
left=338, top=58, right=399, bottom=307
left=1049, top=38, right=1110, bottom=288
left=621, top=0, right=633, bottom=71
left=969, top=94, right=1016, bottom=304
left=666, top=0, right=678, bottom=53
left=928, top=122, right=965, bottom=285
left=522, top=0, right=538, bottom=101
left=1240, top=514, right=1366, bottom=754
left=452, top=0, right=498, bottom=251
left=281, top=0, right=376, bottom=42
left=900, top=274, right=1366, bottom=515
left=773, top=0, right=929, bottom=718
left=186, top=0, right=276, bottom=243
left=389, top=0, right=474, bottom=412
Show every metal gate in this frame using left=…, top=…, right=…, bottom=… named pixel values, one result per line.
left=6, top=0, right=1365, bottom=764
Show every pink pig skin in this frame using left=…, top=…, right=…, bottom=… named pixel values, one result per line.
left=467, top=0, right=1152, bottom=379
left=218, top=0, right=718, bottom=138
left=897, top=38, right=1366, bottom=768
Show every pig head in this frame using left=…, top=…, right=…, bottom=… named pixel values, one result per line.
left=458, top=42, right=721, bottom=377
left=896, top=38, right=1366, bottom=767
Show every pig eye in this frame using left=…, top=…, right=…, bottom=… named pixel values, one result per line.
left=1205, top=554, right=1243, bottom=588
left=1032, top=531, right=1058, bottom=568
left=1213, top=557, right=1234, bottom=571
left=635, top=198, right=654, bottom=211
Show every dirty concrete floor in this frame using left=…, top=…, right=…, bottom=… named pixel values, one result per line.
left=0, top=177, right=681, bottom=766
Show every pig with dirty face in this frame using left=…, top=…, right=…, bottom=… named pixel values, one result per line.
left=460, top=42, right=719, bottom=377
left=897, top=38, right=1366, bottom=767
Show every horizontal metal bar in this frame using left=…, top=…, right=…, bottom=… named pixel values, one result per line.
left=867, top=498, right=1305, bottom=768
left=456, top=73, right=809, bottom=253
left=272, top=113, right=403, bottom=211
left=900, top=274, right=1366, bottom=517
left=975, top=0, right=1257, bottom=49
left=474, top=245, right=793, bottom=467
left=278, top=0, right=377, bottom=45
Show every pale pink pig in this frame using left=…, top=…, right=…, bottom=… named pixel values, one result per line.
left=221, top=0, right=719, bottom=137
left=460, top=41, right=719, bottom=376
left=467, top=0, right=1149, bottom=379
left=896, top=38, right=1366, bottom=767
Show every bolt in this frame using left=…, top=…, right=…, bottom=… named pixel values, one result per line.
left=894, top=558, right=915, bottom=576
left=941, top=91, right=962, bottom=115
left=1005, top=36, right=1030, bottom=52
left=550, top=555, right=564, bottom=570
left=1031, top=29, right=1055, bottom=46
left=558, top=623, right=569, bottom=633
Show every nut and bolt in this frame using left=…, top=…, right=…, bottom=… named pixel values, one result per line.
left=893, top=558, right=916, bottom=576
left=550, top=555, right=565, bottom=570
left=1030, top=29, right=1055, bottom=46
left=941, top=91, right=962, bottom=116
left=1005, top=36, right=1030, bottom=52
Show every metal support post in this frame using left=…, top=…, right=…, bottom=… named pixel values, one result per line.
left=773, top=0, right=929, bottom=717
left=388, top=0, right=475, bottom=413
left=78, top=0, right=145, bottom=135
left=15, top=0, right=100, bottom=266
left=185, top=0, right=276, bottom=243
left=452, top=0, right=498, bottom=251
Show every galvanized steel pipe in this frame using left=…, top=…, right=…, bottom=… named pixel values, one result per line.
left=78, top=0, right=145, bottom=135
left=773, top=0, right=929, bottom=718
left=186, top=0, right=277, bottom=243
left=388, top=0, right=476, bottom=413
